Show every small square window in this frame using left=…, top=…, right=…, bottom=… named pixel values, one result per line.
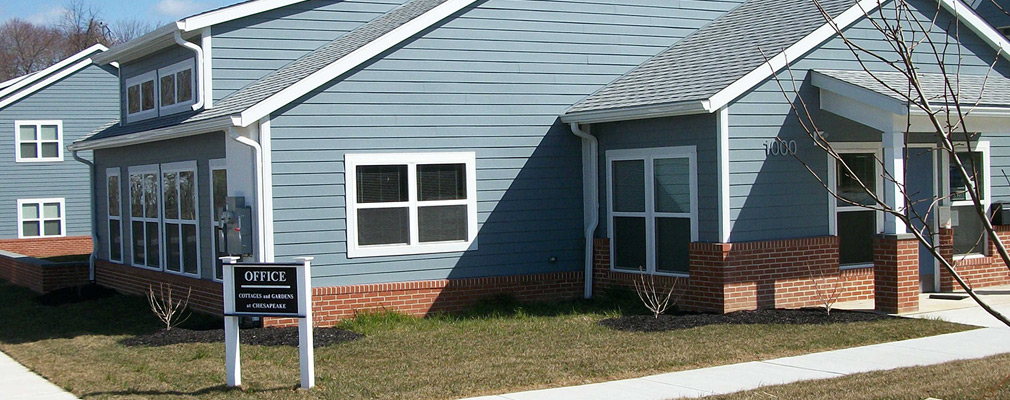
left=14, top=121, right=62, bottom=162
left=18, top=198, right=65, bottom=238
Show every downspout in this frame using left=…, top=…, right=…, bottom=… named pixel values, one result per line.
left=72, top=150, right=98, bottom=282
left=228, top=128, right=265, bottom=263
left=173, top=30, right=205, bottom=111
left=570, top=122, right=598, bottom=299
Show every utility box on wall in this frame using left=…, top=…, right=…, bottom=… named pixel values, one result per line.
left=220, top=197, right=253, bottom=257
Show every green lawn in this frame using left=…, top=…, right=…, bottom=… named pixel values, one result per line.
left=0, top=281, right=974, bottom=399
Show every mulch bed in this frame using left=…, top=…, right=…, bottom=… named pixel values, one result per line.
left=37, top=284, right=118, bottom=306
left=600, top=308, right=895, bottom=332
left=120, top=327, right=363, bottom=347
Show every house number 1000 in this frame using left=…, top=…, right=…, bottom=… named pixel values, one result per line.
left=764, top=139, right=798, bottom=156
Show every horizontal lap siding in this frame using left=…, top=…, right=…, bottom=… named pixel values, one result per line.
left=269, top=0, right=746, bottom=286
left=0, top=64, right=119, bottom=239
left=211, top=0, right=406, bottom=102
left=727, top=0, right=1010, bottom=242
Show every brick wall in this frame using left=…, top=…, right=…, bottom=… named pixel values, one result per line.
left=95, top=259, right=224, bottom=315
left=0, top=236, right=92, bottom=258
left=0, top=252, right=89, bottom=293
left=592, top=236, right=875, bottom=313
left=873, top=235, right=919, bottom=314
left=938, top=226, right=1010, bottom=291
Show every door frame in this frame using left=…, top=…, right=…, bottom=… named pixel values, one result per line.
left=907, top=143, right=939, bottom=292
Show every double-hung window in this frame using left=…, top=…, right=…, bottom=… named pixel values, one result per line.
left=345, top=152, right=478, bottom=258
left=126, top=71, right=157, bottom=122
left=607, top=146, right=697, bottom=275
left=830, top=148, right=883, bottom=267
left=948, top=142, right=990, bottom=256
left=107, top=168, right=123, bottom=262
left=17, top=198, right=64, bottom=238
left=129, top=165, right=160, bottom=269
left=162, top=162, right=199, bottom=276
left=158, top=61, right=195, bottom=115
left=15, top=120, right=62, bottom=162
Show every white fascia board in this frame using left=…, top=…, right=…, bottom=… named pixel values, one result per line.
left=0, top=58, right=97, bottom=110
left=559, top=100, right=710, bottom=124
left=810, top=71, right=910, bottom=115
left=706, top=0, right=884, bottom=112
left=92, top=23, right=178, bottom=65
left=235, top=0, right=482, bottom=127
left=178, top=0, right=310, bottom=32
left=67, top=116, right=232, bottom=151
left=939, top=0, right=1010, bottom=63
left=0, top=44, right=108, bottom=101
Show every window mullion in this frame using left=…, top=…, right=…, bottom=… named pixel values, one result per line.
left=408, top=163, right=419, bottom=246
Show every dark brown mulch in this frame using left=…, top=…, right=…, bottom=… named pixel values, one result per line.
left=120, top=327, right=363, bottom=347
left=37, top=284, right=118, bottom=306
left=599, top=308, right=895, bottom=332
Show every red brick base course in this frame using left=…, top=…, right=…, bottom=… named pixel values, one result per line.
left=873, top=235, right=919, bottom=314
left=0, top=236, right=93, bottom=258
left=939, top=226, right=1010, bottom=291
left=0, top=252, right=89, bottom=293
left=94, top=260, right=224, bottom=315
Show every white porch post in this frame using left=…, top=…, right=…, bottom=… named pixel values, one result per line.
left=882, top=131, right=907, bottom=234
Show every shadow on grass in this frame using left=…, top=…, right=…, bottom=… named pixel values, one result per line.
left=80, top=384, right=293, bottom=398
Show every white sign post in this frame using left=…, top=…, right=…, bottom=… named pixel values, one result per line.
left=222, top=256, right=315, bottom=389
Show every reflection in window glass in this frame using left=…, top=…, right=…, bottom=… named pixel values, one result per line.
left=612, top=160, right=645, bottom=213
left=654, top=158, right=691, bottom=213
left=837, top=153, right=876, bottom=206
left=950, top=152, right=983, bottom=202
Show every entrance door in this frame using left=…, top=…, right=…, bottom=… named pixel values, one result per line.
left=906, top=147, right=936, bottom=292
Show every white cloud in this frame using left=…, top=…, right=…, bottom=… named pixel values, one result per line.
left=26, top=6, right=65, bottom=26
left=152, top=0, right=207, bottom=19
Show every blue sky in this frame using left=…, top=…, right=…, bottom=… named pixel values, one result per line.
left=0, top=0, right=238, bottom=26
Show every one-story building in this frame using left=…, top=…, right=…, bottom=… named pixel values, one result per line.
left=69, top=0, right=1010, bottom=323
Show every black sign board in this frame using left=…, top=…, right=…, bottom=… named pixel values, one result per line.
left=232, top=264, right=300, bottom=316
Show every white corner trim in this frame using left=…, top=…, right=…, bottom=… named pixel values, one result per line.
left=235, top=0, right=480, bottom=127
left=0, top=59, right=96, bottom=110
left=0, top=44, right=107, bottom=103
left=259, top=117, right=275, bottom=262
left=202, top=27, right=214, bottom=109
left=716, top=107, right=731, bottom=242
left=706, top=0, right=884, bottom=112
left=177, top=0, right=310, bottom=32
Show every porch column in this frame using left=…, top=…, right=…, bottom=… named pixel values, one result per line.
left=882, top=131, right=907, bottom=234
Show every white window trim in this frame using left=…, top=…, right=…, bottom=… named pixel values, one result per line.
left=344, top=152, right=478, bottom=258
left=209, top=158, right=226, bottom=282
left=826, top=143, right=884, bottom=269
left=943, top=140, right=990, bottom=257
left=14, top=120, right=63, bottom=162
left=17, top=198, right=66, bottom=238
left=107, top=168, right=123, bottom=262
left=157, top=60, right=196, bottom=116
left=125, top=71, right=158, bottom=122
left=160, top=161, right=201, bottom=278
left=128, top=164, right=162, bottom=270
left=605, top=146, right=698, bottom=277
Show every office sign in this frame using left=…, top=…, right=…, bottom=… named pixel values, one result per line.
left=232, top=264, right=300, bottom=316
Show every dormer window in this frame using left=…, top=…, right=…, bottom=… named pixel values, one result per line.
left=158, top=61, right=195, bottom=114
left=124, top=59, right=196, bottom=123
left=126, top=71, right=157, bottom=122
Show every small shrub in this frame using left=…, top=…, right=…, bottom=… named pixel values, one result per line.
left=632, top=267, right=683, bottom=319
left=147, top=283, right=192, bottom=331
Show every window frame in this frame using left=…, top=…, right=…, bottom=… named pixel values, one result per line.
left=826, top=143, right=885, bottom=269
left=125, top=71, right=158, bottom=122
left=17, top=198, right=66, bottom=238
left=605, top=146, right=698, bottom=277
left=943, top=141, right=990, bottom=257
left=344, top=152, right=478, bottom=258
left=209, top=159, right=227, bottom=282
left=128, top=164, right=162, bottom=270
left=160, top=161, right=200, bottom=277
left=14, top=120, right=63, bottom=162
left=107, top=168, right=123, bottom=262
left=157, top=60, right=196, bottom=116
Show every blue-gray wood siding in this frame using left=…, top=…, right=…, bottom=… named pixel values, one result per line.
left=119, top=45, right=197, bottom=122
left=93, top=132, right=226, bottom=280
left=727, top=0, right=1010, bottom=242
left=0, top=64, right=119, bottom=240
left=267, top=0, right=747, bottom=286
left=210, top=0, right=407, bottom=102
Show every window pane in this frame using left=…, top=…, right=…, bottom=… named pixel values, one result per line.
left=837, top=153, right=876, bottom=206
left=183, top=224, right=198, bottom=274
left=357, top=165, right=407, bottom=203
left=146, top=221, right=160, bottom=268
left=613, top=160, right=645, bottom=213
left=141, top=80, right=155, bottom=111
left=166, top=223, right=181, bottom=272
left=418, top=205, right=467, bottom=242
left=40, top=125, right=58, bottom=140
left=213, top=169, right=227, bottom=221
left=160, top=75, right=176, bottom=106
left=177, top=69, right=192, bottom=102
left=132, top=221, right=145, bottom=265
left=130, top=175, right=143, bottom=217
left=163, top=172, right=179, bottom=219
left=127, top=85, right=140, bottom=114
left=109, top=220, right=122, bottom=261
left=950, top=152, right=984, bottom=202
left=40, top=143, right=58, bottom=158
left=43, top=220, right=61, bottom=236
left=357, top=207, right=409, bottom=245
left=953, top=205, right=986, bottom=254
left=19, top=125, right=36, bottom=140
left=23, top=222, right=40, bottom=237
left=417, top=164, right=466, bottom=201
left=108, top=175, right=120, bottom=216
left=144, top=173, right=158, bottom=218
left=179, top=171, right=195, bottom=220
left=42, top=203, right=60, bottom=218
left=21, top=203, right=38, bottom=219
left=838, top=210, right=875, bottom=265
left=613, top=216, right=646, bottom=271
left=20, top=143, right=37, bottom=159
left=654, top=158, right=691, bottom=213
left=656, top=217, right=690, bottom=273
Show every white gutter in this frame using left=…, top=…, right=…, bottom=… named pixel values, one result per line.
left=570, top=122, right=599, bottom=299
left=71, top=150, right=98, bottom=282
left=174, top=30, right=205, bottom=111
left=229, top=128, right=266, bottom=263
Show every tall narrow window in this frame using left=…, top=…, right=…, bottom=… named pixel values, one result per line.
left=15, top=121, right=62, bottom=162
left=125, top=72, right=157, bottom=122
left=107, top=168, right=123, bottom=262
left=162, top=162, right=199, bottom=275
left=130, top=166, right=160, bottom=268
left=835, top=152, right=879, bottom=266
left=158, top=60, right=195, bottom=115
left=949, top=143, right=990, bottom=256
left=210, top=160, right=227, bottom=281
left=18, top=199, right=64, bottom=238
left=607, top=147, right=697, bottom=275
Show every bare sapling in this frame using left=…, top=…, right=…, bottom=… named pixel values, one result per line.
left=147, top=283, right=192, bottom=331
left=633, top=267, right=684, bottom=318
left=807, top=265, right=846, bottom=315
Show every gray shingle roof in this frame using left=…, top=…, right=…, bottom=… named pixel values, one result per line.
left=564, top=0, right=856, bottom=116
left=79, top=0, right=448, bottom=144
left=814, top=69, right=1010, bottom=108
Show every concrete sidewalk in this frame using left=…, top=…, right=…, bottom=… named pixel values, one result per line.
left=0, top=351, right=77, bottom=400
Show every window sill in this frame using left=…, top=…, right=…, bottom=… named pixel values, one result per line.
left=347, top=240, right=476, bottom=258
left=840, top=262, right=874, bottom=270
left=610, top=267, right=689, bottom=278
left=15, top=158, right=63, bottom=163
